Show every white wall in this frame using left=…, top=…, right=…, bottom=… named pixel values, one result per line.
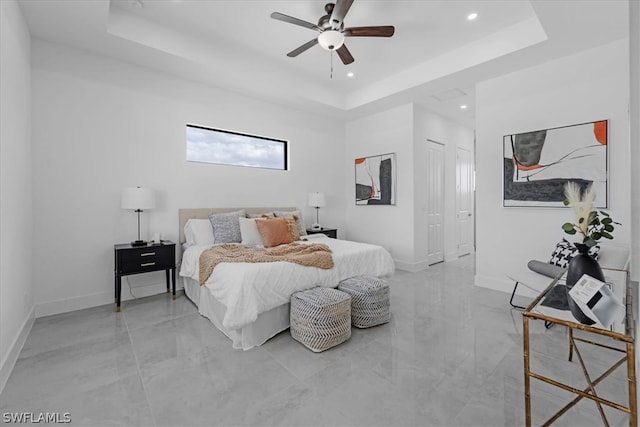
left=475, top=39, right=631, bottom=294
left=630, top=0, right=640, bottom=283
left=629, top=2, right=640, bottom=402
left=0, top=0, right=34, bottom=392
left=31, top=40, right=345, bottom=317
left=344, top=103, right=474, bottom=271
left=414, top=107, right=475, bottom=265
left=344, top=104, right=415, bottom=269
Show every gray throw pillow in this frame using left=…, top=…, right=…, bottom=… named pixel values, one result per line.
left=208, top=210, right=246, bottom=244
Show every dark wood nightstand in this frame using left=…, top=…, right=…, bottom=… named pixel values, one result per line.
left=114, top=241, right=176, bottom=312
left=306, top=228, right=337, bottom=239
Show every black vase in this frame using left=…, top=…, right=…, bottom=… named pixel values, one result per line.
left=566, top=243, right=604, bottom=325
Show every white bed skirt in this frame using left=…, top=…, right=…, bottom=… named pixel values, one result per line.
left=183, top=276, right=290, bottom=350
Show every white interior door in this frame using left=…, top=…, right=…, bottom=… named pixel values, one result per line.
left=456, top=146, right=474, bottom=256
left=426, top=140, right=445, bottom=265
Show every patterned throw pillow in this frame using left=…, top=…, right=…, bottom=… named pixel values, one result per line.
left=273, top=210, right=307, bottom=236
left=247, top=212, right=275, bottom=218
left=548, top=238, right=600, bottom=268
left=284, top=217, right=301, bottom=241
left=208, top=210, right=246, bottom=244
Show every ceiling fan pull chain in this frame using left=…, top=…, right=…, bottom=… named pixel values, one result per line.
left=330, top=51, right=334, bottom=79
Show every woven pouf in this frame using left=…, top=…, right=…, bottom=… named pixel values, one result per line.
left=290, top=287, right=352, bottom=352
left=338, top=275, right=390, bottom=328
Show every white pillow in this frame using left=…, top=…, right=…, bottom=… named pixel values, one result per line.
left=239, top=217, right=264, bottom=247
left=184, top=219, right=215, bottom=246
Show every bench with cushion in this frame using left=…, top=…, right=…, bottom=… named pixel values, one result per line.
left=508, top=241, right=630, bottom=310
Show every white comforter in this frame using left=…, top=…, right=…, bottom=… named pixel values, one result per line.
left=180, top=235, right=394, bottom=330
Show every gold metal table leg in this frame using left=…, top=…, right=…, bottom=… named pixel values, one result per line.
left=627, top=342, right=637, bottom=427
left=572, top=335, right=609, bottom=426
left=568, top=327, right=574, bottom=362
left=523, top=316, right=531, bottom=427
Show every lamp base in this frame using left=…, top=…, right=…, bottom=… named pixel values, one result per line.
left=311, top=223, right=322, bottom=231
left=131, top=240, right=148, bottom=247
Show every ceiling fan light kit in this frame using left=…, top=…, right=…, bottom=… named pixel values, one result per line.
left=271, top=0, right=394, bottom=66
left=318, top=30, right=345, bottom=51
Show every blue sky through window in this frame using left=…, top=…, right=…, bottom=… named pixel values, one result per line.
left=186, top=125, right=287, bottom=170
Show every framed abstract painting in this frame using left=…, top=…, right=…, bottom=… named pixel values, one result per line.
left=355, top=153, right=396, bottom=205
left=503, top=120, right=608, bottom=208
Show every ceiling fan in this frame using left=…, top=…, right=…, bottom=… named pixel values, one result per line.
left=270, top=0, right=395, bottom=65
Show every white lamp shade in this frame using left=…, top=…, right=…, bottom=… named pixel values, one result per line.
left=308, top=192, right=326, bottom=208
left=317, top=30, right=344, bottom=51
left=121, top=187, right=155, bottom=210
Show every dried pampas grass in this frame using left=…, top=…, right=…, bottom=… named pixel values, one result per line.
left=562, top=182, right=619, bottom=247
left=564, top=182, right=596, bottom=238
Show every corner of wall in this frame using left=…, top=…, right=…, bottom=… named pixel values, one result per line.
left=0, top=0, right=34, bottom=393
left=394, top=258, right=429, bottom=273
left=0, top=307, right=34, bottom=394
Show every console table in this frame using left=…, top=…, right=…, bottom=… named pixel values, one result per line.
left=522, top=269, right=636, bottom=426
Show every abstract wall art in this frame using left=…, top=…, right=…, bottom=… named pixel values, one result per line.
left=503, top=120, right=608, bottom=208
left=355, top=153, right=396, bottom=205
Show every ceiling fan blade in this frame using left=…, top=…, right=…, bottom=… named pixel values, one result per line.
left=271, top=12, right=321, bottom=31
left=336, top=44, right=355, bottom=65
left=344, top=26, right=395, bottom=37
left=287, top=38, right=319, bottom=57
left=330, top=0, right=354, bottom=29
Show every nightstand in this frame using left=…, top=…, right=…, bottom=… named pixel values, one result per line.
left=114, top=241, right=176, bottom=312
left=306, top=228, right=337, bottom=239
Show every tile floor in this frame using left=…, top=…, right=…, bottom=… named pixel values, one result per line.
left=0, top=255, right=632, bottom=426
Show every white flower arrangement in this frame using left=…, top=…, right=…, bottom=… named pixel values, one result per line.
left=561, top=182, right=618, bottom=248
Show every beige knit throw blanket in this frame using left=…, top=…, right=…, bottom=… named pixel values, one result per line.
left=199, top=243, right=334, bottom=285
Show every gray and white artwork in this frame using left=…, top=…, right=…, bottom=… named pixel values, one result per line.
left=355, top=153, right=396, bottom=205
left=503, top=120, right=608, bottom=208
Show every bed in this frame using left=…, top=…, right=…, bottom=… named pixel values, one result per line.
left=178, top=208, right=395, bottom=350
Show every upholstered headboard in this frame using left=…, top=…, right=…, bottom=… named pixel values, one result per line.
left=178, top=207, right=297, bottom=245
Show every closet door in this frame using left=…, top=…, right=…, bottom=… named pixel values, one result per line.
left=456, top=146, right=474, bottom=256
left=426, top=140, right=445, bottom=265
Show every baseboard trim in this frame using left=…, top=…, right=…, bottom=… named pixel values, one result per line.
left=444, top=251, right=459, bottom=262
left=474, top=274, right=515, bottom=294
left=394, top=259, right=429, bottom=273
left=0, top=306, right=35, bottom=394
left=35, top=282, right=185, bottom=318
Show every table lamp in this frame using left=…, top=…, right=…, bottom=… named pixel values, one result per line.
left=308, top=192, right=325, bottom=230
left=121, top=187, right=155, bottom=246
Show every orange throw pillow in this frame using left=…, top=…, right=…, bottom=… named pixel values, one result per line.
left=255, top=217, right=294, bottom=248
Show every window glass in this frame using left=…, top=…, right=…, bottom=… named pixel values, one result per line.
left=186, top=124, right=287, bottom=170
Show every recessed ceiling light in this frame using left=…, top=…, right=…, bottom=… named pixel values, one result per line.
left=467, top=12, right=478, bottom=21
left=460, top=105, right=468, bottom=109
left=347, top=72, right=354, bottom=78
